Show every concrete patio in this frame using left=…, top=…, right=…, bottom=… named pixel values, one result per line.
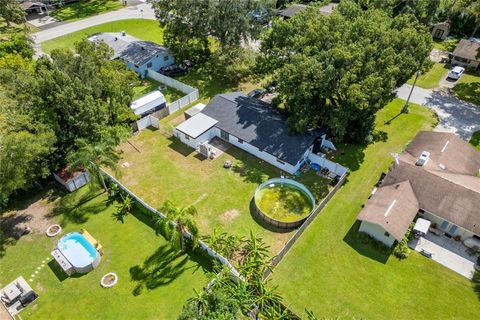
left=409, top=232, right=478, bottom=279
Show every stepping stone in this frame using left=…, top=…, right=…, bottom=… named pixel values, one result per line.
left=31, top=274, right=35, bottom=278
left=41, top=264, right=45, bottom=268
left=42, top=260, right=46, bottom=263
left=36, top=267, right=41, bottom=270
left=34, top=271, right=38, bottom=274
left=29, top=279, right=33, bottom=282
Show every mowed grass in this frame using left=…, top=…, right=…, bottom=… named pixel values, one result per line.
left=407, top=63, right=448, bottom=89
left=51, top=0, right=123, bottom=22
left=0, top=189, right=211, bottom=320
left=115, top=129, right=330, bottom=254
left=132, top=78, right=184, bottom=102
left=453, top=72, right=480, bottom=106
left=41, top=19, right=164, bottom=53
left=270, top=99, right=480, bottom=319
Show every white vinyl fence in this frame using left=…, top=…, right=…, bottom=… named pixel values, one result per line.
left=99, top=168, right=241, bottom=279
left=136, top=115, right=160, bottom=131
left=308, top=153, right=348, bottom=177
left=134, top=69, right=200, bottom=131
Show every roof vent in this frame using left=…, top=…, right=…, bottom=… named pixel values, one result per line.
left=121, top=31, right=126, bottom=36
left=416, top=151, right=430, bottom=166
left=114, top=37, right=118, bottom=41
left=384, top=200, right=397, bottom=217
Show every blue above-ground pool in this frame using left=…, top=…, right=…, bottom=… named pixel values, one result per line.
left=58, top=232, right=100, bottom=274
left=310, top=163, right=321, bottom=171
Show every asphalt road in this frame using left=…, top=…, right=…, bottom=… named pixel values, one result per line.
left=396, top=84, right=480, bottom=140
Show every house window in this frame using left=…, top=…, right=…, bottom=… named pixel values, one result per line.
left=384, top=232, right=390, bottom=237
left=238, top=139, right=243, bottom=144
left=185, top=135, right=190, bottom=140
left=163, top=56, right=169, bottom=61
left=220, top=130, right=229, bottom=141
left=147, top=62, right=153, bottom=68
left=276, top=159, right=285, bottom=165
left=440, top=220, right=449, bottom=230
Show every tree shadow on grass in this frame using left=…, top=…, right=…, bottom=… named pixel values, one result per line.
left=454, top=82, right=480, bottom=106
left=343, top=221, right=391, bottom=264
left=129, top=244, right=190, bottom=295
left=329, top=143, right=366, bottom=173
left=48, top=189, right=106, bottom=225
left=0, top=214, right=32, bottom=258
left=472, top=270, right=480, bottom=300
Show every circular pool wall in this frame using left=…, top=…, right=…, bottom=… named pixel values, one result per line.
left=254, top=178, right=315, bottom=230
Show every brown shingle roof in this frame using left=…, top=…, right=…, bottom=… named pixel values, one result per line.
left=358, top=181, right=419, bottom=241
left=358, top=131, right=480, bottom=239
left=452, top=39, right=480, bottom=61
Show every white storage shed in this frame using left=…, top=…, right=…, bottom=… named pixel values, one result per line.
left=130, top=90, right=167, bottom=117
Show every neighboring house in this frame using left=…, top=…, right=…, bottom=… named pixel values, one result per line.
left=130, top=90, right=167, bottom=117
left=451, top=39, right=480, bottom=69
left=173, top=92, right=337, bottom=174
left=357, top=131, right=480, bottom=247
left=278, top=4, right=307, bottom=19
left=431, top=22, right=450, bottom=41
left=88, top=32, right=174, bottom=77
left=278, top=2, right=338, bottom=19
left=54, top=168, right=90, bottom=192
left=19, top=1, right=48, bottom=15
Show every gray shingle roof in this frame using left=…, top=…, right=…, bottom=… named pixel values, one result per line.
left=201, top=92, right=322, bottom=165
left=119, top=41, right=169, bottom=66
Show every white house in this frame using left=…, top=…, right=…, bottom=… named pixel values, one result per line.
left=173, top=92, right=341, bottom=175
left=357, top=131, right=480, bottom=248
left=130, top=90, right=167, bottom=117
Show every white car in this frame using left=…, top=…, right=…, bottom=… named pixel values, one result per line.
left=447, top=66, right=465, bottom=80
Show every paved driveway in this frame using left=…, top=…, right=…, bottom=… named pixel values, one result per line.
left=32, top=2, right=155, bottom=57
left=396, top=84, right=480, bottom=140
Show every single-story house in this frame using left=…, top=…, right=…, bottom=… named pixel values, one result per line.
left=357, top=131, right=480, bottom=247
left=130, top=90, right=167, bottom=117
left=173, top=92, right=335, bottom=174
left=451, top=39, right=480, bottom=69
left=54, top=167, right=90, bottom=192
left=431, top=22, right=450, bottom=41
left=88, top=32, right=174, bottom=77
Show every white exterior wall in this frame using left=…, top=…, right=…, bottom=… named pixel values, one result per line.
left=173, top=127, right=216, bottom=150
left=221, top=129, right=299, bottom=174
left=359, top=221, right=396, bottom=247
left=418, top=210, right=478, bottom=240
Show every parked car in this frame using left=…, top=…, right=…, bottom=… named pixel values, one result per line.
left=159, top=64, right=188, bottom=77
left=247, top=89, right=266, bottom=99
left=447, top=66, right=465, bottom=80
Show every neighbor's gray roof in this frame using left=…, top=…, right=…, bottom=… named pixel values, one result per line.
left=201, top=92, right=322, bottom=165
left=175, top=113, right=218, bottom=139
left=358, top=181, right=419, bottom=241
left=452, top=39, right=480, bottom=61
left=88, top=32, right=169, bottom=65
left=278, top=4, right=307, bottom=18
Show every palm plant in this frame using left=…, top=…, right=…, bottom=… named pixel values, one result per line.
left=157, top=200, right=199, bottom=253
left=66, top=138, right=120, bottom=193
left=112, top=194, right=133, bottom=223
left=240, top=231, right=271, bottom=281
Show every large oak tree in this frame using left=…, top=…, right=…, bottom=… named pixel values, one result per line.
left=259, top=0, right=432, bottom=143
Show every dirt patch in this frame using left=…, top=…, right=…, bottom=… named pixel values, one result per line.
left=219, top=210, right=240, bottom=224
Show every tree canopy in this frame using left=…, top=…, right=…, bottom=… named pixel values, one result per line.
left=259, top=0, right=432, bottom=143
left=0, top=0, right=26, bottom=27
left=0, top=40, right=137, bottom=206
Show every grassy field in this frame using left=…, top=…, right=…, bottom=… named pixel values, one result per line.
left=51, top=0, right=123, bottom=22
left=114, top=128, right=331, bottom=254
left=270, top=99, right=480, bottom=319
left=407, top=63, right=448, bottom=89
left=0, top=188, right=210, bottom=319
left=453, top=72, right=480, bottom=106
left=132, top=78, right=185, bottom=102
left=41, top=19, right=164, bottom=53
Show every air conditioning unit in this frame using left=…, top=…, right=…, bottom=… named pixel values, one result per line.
left=416, top=151, right=430, bottom=166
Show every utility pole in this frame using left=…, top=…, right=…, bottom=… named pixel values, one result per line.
left=402, top=70, right=421, bottom=114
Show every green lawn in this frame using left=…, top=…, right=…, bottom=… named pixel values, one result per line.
left=453, top=72, right=480, bottom=106
left=41, top=19, right=164, bottom=54
left=132, top=78, right=185, bottom=102
left=407, top=63, right=449, bottom=89
left=0, top=188, right=210, bottom=319
left=469, top=131, right=480, bottom=150
left=51, top=0, right=123, bottom=22
left=270, top=99, right=480, bottom=319
left=115, top=129, right=331, bottom=254
left=433, top=36, right=460, bottom=52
